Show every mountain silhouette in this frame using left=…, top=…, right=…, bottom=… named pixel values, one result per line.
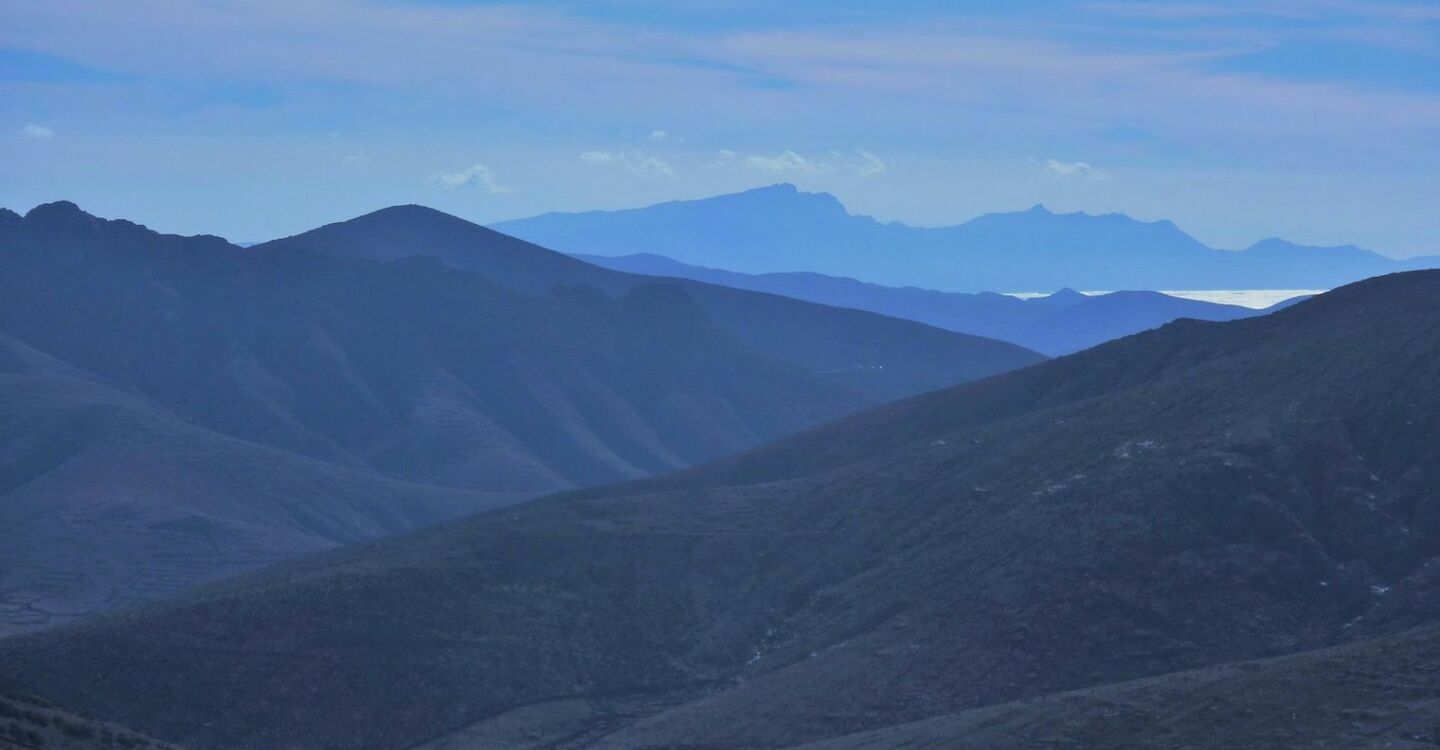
left=6, top=270, right=1437, bottom=750
left=494, top=184, right=1439, bottom=291
left=0, top=202, right=1039, bottom=634
left=572, top=251, right=1302, bottom=355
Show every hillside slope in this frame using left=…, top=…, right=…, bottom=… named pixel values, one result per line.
left=0, top=332, right=506, bottom=636
left=2, top=272, right=1437, bottom=750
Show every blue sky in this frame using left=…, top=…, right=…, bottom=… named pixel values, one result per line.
left=2, top=0, right=1437, bottom=255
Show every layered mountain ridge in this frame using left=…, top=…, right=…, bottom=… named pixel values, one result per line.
left=0, top=201, right=1039, bottom=635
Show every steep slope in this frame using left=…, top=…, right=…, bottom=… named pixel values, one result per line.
left=3, top=272, right=1438, bottom=750
left=788, top=625, right=1440, bottom=750
left=1, top=203, right=1038, bottom=497
left=260, top=204, right=1041, bottom=397
left=0, top=332, right=507, bottom=636
left=495, top=184, right=1440, bottom=291
left=573, top=251, right=1289, bottom=355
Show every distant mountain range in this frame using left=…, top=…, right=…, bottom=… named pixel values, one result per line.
left=574, top=251, right=1304, bottom=356
left=494, top=184, right=1440, bottom=292
left=0, top=201, right=1037, bottom=634
left=8, top=270, right=1437, bottom=750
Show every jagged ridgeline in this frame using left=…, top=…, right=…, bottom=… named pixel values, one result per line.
left=3, top=271, right=1436, bottom=750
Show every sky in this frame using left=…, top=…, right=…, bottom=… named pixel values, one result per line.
left=2, top=0, right=1438, bottom=256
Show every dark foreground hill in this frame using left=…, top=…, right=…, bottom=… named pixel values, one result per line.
left=574, top=251, right=1299, bottom=355
left=0, top=203, right=1037, bottom=634
left=2, top=272, right=1438, bottom=749
left=495, top=183, right=1439, bottom=291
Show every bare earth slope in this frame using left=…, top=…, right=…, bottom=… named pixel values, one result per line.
left=1, top=272, right=1437, bottom=749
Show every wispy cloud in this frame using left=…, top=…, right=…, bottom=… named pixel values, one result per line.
left=708, top=148, right=885, bottom=177
left=340, top=153, right=371, bottom=166
left=1042, top=159, right=1110, bottom=181
left=856, top=149, right=887, bottom=176
left=433, top=163, right=511, bottom=193
left=20, top=123, right=54, bottom=139
left=579, top=150, right=675, bottom=178
left=744, top=150, right=830, bottom=173
left=702, top=149, right=738, bottom=169
left=648, top=129, right=672, bottom=142
left=579, top=151, right=621, bottom=165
